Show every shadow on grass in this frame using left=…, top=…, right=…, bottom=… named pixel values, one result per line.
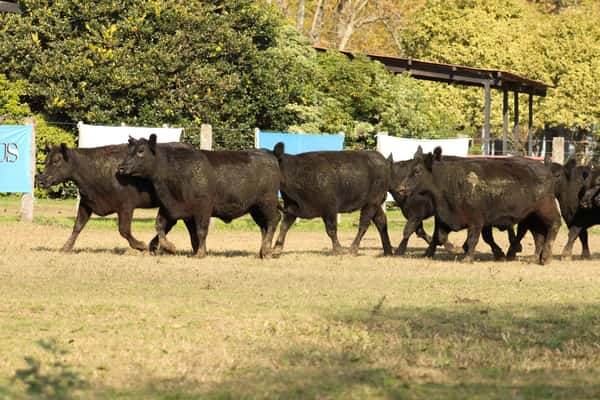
left=89, top=304, right=600, bottom=399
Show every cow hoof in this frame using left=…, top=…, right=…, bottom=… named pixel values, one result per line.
left=148, top=239, right=159, bottom=253
left=581, top=252, right=591, bottom=260
left=462, top=255, right=474, bottom=263
left=132, top=241, right=148, bottom=252
left=394, top=247, right=407, bottom=256
left=59, top=246, right=74, bottom=253
left=541, top=255, right=552, bottom=265
left=159, top=239, right=177, bottom=254
left=260, top=251, right=273, bottom=259
left=271, top=245, right=283, bottom=256
left=526, top=255, right=539, bottom=264
left=506, top=253, right=516, bottom=262
left=348, top=247, right=360, bottom=256
left=493, top=252, right=506, bottom=262
left=561, top=254, right=572, bottom=262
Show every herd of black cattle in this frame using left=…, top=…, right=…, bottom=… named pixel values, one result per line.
left=36, top=134, right=600, bottom=264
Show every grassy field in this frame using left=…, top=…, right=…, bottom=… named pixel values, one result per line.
left=1, top=197, right=600, bottom=399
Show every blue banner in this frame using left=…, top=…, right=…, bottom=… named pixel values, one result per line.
left=0, top=125, right=33, bottom=193
left=257, top=131, right=344, bottom=154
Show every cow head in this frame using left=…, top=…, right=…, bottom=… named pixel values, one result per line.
left=36, top=143, right=73, bottom=188
left=117, top=134, right=157, bottom=178
left=395, top=146, right=435, bottom=198
left=580, top=167, right=600, bottom=208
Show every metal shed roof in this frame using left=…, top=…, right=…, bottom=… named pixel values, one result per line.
left=314, top=46, right=550, bottom=97
left=0, top=1, right=21, bottom=13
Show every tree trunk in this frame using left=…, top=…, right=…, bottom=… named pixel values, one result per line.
left=310, top=0, right=326, bottom=43
left=296, top=0, right=305, bottom=33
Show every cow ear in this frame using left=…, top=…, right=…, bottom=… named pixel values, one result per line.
left=387, top=153, right=394, bottom=163
left=424, top=153, right=434, bottom=172
left=148, top=134, right=157, bottom=153
left=128, top=135, right=136, bottom=145
left=60, top=143, right=69, bottom=161
left=45, top=142, right=52, bottom=152
left=414, top=145, right=423, bottom=159
left=433, top=146, right=442, bottom=161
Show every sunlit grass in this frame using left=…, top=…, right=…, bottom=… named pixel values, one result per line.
left=1, top=198, right=600, bottom=399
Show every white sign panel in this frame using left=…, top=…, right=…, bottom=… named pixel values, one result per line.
left=77, top=122, right=182, bottom=148
left=377, top=135, right=470, bottom=161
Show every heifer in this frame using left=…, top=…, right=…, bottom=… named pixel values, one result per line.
left=389, top=154, right=520, bottom=260
left=36, top=143, right=196, bottom=252
left=272, top=142, right=393, bottom=256
left=546, top=159, right=600, bottom=260
left=118, top=135, right=281, bottom=258
left=395, top=147, right=561, bottom=264
left=581, top=167, right=600, bottom=208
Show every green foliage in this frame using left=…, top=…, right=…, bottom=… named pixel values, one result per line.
left=0, top=1, right=464, bottom=151
left=12, top=339, right=87, bottom=399
left=0, top=0, right=291, bottom=145
left=0, top=74, right=30, bottom=122
left=401, top=0, right=600, bottom=138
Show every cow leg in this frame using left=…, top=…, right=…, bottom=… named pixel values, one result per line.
left=481, top=226, right=505, bottom=261
left=150, top=210, right=178, bottom=253
left=507, top=222, right=528, bottom=261
left=506, top=225, right=522, bottom=253
left=531, top=230, right=545, bottom=263
left=424, top=218, right=443, bottom=258
left=463, top=225, right=482, bottom=263
left=579, top=229, right=591, bottom=259
left=540, top=210, right=561, bottom=265
left=60, top=203, right=93, bottom=252
left=273, top=212, right=297, bottom=255
left=117, top=208, right=147, bottom=251
left=371, top=206, right=393, bottom=256
left=250, top=203, right=281, bottom=259
left=349, top=205, right=377, bottom=256
left=415, top=222, right=432, bottom=244
left=561, top=225, right=582, bottom=261
left=156, top=209, right=178, bottom=254
left=323, top=214, right=344, bottom=255
left=395, top=217, right=420, bottom=256
left=192, top=213, right=211, bottom=258
left=183, top=218, right=200, bottom=254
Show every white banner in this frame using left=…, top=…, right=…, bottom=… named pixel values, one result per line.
left=77, top=122, right=183, bottom=148
left=377, top=135, right=470, bottom=161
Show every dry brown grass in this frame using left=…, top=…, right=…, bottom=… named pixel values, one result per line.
left=1, top=198, right=600, bottom=399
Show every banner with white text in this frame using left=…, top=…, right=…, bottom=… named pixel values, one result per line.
left=0, top=125, right=33, bottom=193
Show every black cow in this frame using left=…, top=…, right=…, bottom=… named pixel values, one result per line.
left=395, top=147, right=561, bottom=264
left=389, top=154, right=519, bottom=260
left=581, top=167, right=600, bottom=208
left=36, top=143, right=196, bottom=252
left=118, top=134, right=281, bottom=258
left=546, top=159, right=599, bottom=260
left=272, top=142, right=393, bottom=256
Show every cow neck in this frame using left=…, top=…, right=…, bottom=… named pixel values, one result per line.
left=69, top=150, right=93, bottom=187
left=555, top=178, right=573, bottom=222
left=148, top=150, right=177, bottom=205
left=427, top=169, right=455, bottom=225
